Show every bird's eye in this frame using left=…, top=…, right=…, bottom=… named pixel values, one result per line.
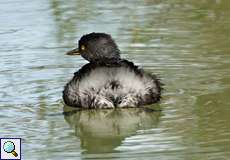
left=81, top=45, right=85, bottom=51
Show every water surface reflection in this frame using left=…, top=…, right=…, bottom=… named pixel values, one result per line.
left=64, top=106, right=161, bottom=153
left=0, top=0, right=230, bottom=159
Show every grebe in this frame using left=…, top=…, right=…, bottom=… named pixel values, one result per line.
left=63, top=33, right=162, bottom=108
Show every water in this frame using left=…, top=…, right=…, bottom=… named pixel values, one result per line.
left=1, top=0, right=230, bottom=159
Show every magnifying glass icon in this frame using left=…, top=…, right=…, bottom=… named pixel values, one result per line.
left=3, top=141, right=18, bottom=157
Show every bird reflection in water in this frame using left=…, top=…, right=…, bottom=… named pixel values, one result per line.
left=63, top=105, right=161, bottom=153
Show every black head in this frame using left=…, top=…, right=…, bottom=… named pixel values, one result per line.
left=66, top=33, right=121, bottom=62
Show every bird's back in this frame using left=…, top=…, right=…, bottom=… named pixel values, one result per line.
left=63, top=60, right=162, bottom=108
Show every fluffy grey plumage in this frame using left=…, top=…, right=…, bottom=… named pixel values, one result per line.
left=63, top=60, right=162, bottom=108
left=63, top=33, right=162, bottom=108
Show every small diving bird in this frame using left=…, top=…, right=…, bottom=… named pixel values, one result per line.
left=63, top=33, right=162, bottom=109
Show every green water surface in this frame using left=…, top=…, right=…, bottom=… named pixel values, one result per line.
left=0, top=0, right=230, bottom=159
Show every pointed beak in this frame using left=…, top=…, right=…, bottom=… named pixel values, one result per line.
left=66, top=48, right=80, bottom=55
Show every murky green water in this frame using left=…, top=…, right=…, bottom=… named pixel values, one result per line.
left=1, top=0, right=230, bottom=159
